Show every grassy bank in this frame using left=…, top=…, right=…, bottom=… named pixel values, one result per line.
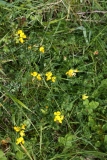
left=1, top=0, right=107, bottom=159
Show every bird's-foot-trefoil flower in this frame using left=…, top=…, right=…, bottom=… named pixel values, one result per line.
left=16, top=30, right=26, bottom=43
left=51, top=76, right=56, bottom=82
left=45, top=71, right=56, bottom=82
left=14, top=126, right=21, bottom=132
left=16, top=137, right=25, bottom=145
left=31, top=72, right=38, bottom=77
left=20, top=130, right=25, bottom=137
left=54, top=111, right=64, bottom=124
left=14, top=124, right=26, bottom=145
left=39, top=46, right=44, bottom=53
left=82, top=94, right=89, bottom=100
left=31, top=72, right=42, bottom=81
left=66, top=69, right=78, bottom=77
left=45, top=72, right=52, bottom=81
left=37, top=74, right=42, bottom=81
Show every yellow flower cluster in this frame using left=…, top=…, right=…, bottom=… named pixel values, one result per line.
left=54, top=111, right=64, bottom=123
left=14, top=124, right=26, bottom=145
left=66, top=69, right=78, bottom=77
left=16, top=30, right=26, bottom=43
left=45, top=71, right=56, bottom=82
left=82, top=94, right=89, bottom=100
left=31, top=72, right=42, bottom=81
left=39, top=46, right=44, bottom=53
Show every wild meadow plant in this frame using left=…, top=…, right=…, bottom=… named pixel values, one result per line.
left=1, top=0, right=107, bottom=159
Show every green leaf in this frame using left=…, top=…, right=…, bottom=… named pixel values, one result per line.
left=15, top=151, right=24, bottom=160
left=0, top=150, right=7, bottom=160
left=66, top=102, right=73, bottom=111
left=102, top=124, right=107, bottom=131
left=83, top=99, right=89, bottom=106
left=0, top=157, right=7, bottom=160
left=104, top=135, right=107, bottom=144
left=89, top=101, right=99, bottom=109
left=58, top=134, right=76, bottom=148
left=64, top=134, right=74, bottom=147
left=0, top=150, right=4, bottom=158
left=58, top=137, right=65, bottom=145
left=95, top=141, right=101, bottom=148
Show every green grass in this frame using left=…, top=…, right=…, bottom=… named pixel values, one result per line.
left=1, top=0, right=107, bottom=159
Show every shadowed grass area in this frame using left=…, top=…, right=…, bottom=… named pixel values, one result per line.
left=0, top=0, right=107, bottom=159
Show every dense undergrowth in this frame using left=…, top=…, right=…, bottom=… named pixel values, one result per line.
left=1, top=0, right=107, bottom=160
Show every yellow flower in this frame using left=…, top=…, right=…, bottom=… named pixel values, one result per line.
left=20, top=32, right=26, bottom=38
left=54, top=111, right=64, bottom=123
left=51, top=76, right=56, bottom=82
left=19, top=37, right=24, bottom=43
left=66, top=69, right=78, bottom=77
left=82, top=94, right=89, bottom=100
left=54, top=115, right=64, bottom=124
left=17, top=30, right=23, bottom=35
left=31, top=72, right=38, bottom=77
left=45, top=72, right=52, bottom=81
left=16, top=30, right=26, bottom=43
left=58, top=115, right=64, bottom=123
left=45, top=72, right=56, bottom=82
left=20, top=130, right=25, bottom=137
left=46, top=76, right=51, bottom=81
left=16, top=137, right=25, bottom=145
left=14, top=126, right=21, bottom=132
left=54, top=111, right=61, bottom=116
left=66, top=69, right=74, bottom=77
left=31, top=72, right=42, bottom=80
left=14, top=124, right=26, bottom=145
left=21, top=124, right=26, bottom=130
left=46, top=72, right=52, bottom=77
left=37, top=74, right=42, bottom=81
left=17, top=30, right=26, bottom=38
left=39, top=46, right=44, bottom=53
